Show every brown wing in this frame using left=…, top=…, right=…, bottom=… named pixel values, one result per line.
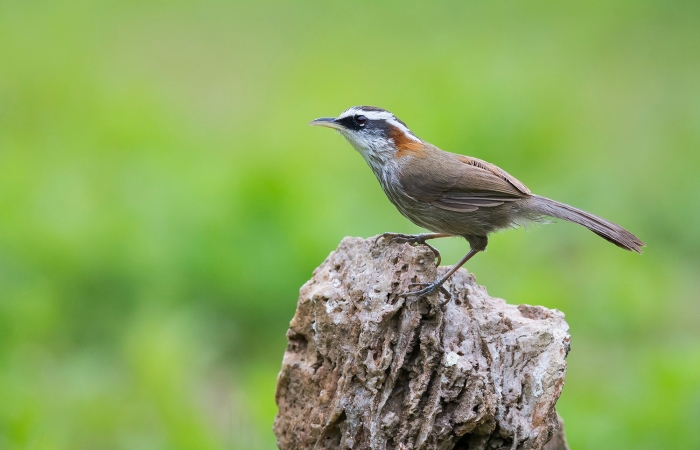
left=399, top=146, right=531, bottom=213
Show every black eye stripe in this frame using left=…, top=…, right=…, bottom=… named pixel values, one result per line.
left=336, top=114, right=369, bottom=131
left=336, top=116, right=356, bottom=128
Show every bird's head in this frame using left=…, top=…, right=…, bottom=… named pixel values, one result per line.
left=310, top=106, right=423, bottom=166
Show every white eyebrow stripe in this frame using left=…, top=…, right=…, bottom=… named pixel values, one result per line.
left=357, top=110, right=394, bottom=120
left=338, top=107, right=421, bottom=142
left=338, top=107, right=393, bottom=121
left=337, top=107, right=357, bottom=119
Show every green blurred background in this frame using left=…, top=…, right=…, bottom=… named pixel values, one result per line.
left=1, top=0, right=699, bottom=448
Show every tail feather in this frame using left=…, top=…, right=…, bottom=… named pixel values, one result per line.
left=529, top=195, right=645, bottom=253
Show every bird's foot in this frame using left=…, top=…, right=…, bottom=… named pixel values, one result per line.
left=402, top=282, right=452, bottom=306
left=375, top=233, right=441, bottom=266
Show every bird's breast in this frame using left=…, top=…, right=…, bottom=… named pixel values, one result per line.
left=373, top=164, right=438, bottom=230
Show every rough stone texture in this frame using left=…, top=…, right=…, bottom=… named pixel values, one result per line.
left=274, top=236, right=570, bottom=450
left=542, top=416, right=570, bottom=450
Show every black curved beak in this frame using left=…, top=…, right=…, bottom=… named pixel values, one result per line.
left=309, top=117, right=344, bottom=130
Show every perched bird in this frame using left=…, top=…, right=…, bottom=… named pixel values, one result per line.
left=310, top=106, right=644, bottom=300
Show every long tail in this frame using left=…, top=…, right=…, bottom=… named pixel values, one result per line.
left=528, top=195, right=645, bottom=253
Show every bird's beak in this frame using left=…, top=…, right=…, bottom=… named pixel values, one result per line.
left=309, top=117, right=344, bottom=130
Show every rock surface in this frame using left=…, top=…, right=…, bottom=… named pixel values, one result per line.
left=274, top=236, right=570, bottom=450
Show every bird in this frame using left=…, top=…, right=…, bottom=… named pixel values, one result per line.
left=310, top=106, right=644, bottom=301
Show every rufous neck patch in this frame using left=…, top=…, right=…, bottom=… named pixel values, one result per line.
left=390, top=126, right=423, bottom=157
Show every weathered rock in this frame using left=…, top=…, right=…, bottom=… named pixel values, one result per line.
left=542, top=416, right=570, bottom=450
left=274, top=236, right=570, bottom=450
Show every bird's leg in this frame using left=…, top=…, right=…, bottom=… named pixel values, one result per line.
left=375, top=232, right=451, bottom=266
left=403, top=248, right=481, bottom=305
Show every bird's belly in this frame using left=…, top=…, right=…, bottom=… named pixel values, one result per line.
left=385, top=187, right=516, bottom=237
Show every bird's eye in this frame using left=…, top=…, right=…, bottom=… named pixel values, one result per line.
left=355, top=115, right=367, bottom=126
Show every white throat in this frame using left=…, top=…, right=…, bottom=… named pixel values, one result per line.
left=338, top=130, right=395, bottom=176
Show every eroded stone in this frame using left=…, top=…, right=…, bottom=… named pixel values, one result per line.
left=274, top=237, right=570, bottom=450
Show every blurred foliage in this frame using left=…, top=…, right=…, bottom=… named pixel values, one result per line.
left=0, top=0, right=699, bottom=448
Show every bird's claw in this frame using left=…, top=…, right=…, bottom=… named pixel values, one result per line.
left=376, top=233, right=441, bottom=267
left=375, top=232, right=416, bottom=245
left=402, top=282, right=451, bottom=305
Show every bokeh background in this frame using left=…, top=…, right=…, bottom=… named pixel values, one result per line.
left=1, top=0, right=699, bottom=448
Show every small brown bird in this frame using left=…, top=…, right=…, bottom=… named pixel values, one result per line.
left=310, top=106, right=644, bottom=300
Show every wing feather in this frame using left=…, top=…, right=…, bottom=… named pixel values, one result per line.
left=398, top=146, right=531, bottom=213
